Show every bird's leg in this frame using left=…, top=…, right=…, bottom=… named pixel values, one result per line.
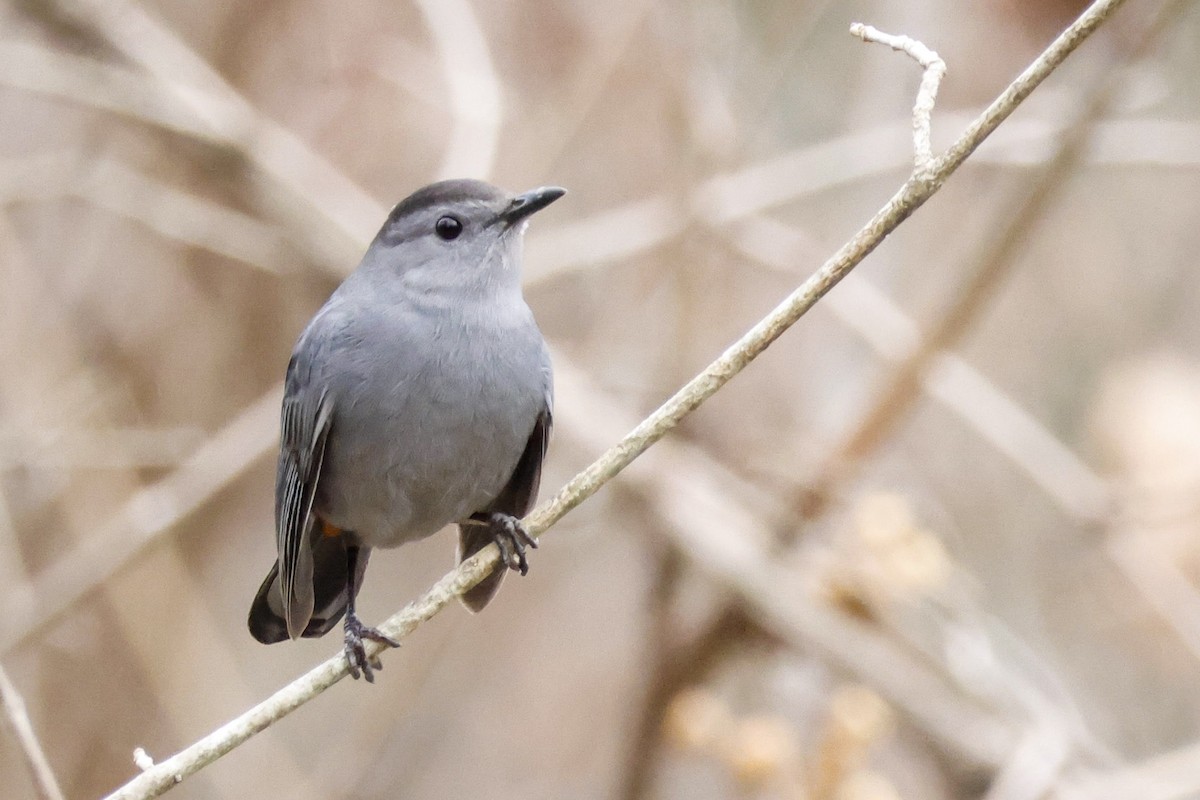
left=342, top=544, right=400, bottom=683
left=468, top=512, right=538, bottom=575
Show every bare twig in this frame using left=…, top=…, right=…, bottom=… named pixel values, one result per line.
left=0, top=664, right=66, bottom=800
left=99, top=3, right=1132, bottom=797
left=523, top=0, right=1126, bottom=550
left=619, top=4, right=1136, bottom=794
left=104, top=541, right=324, bottom=799
left=670, top=6, right=1182, bottom=794
left=850, top=23, right=945, bottom=173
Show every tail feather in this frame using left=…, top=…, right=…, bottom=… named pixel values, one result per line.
left=457, top=523, right=507, bottom=613
left=248, top=536, right=368, bottom=643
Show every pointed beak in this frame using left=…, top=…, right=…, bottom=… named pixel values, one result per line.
left=499, top=186, right=566, bottom=226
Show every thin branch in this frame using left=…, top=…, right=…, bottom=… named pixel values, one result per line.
left=562, top=364, right=1103, bottom=792
left=653, top=1, right=1186, bottom=791
left=850, top=23, right=945, bottom=172
left=0, top=664, right=66, bottom=800
left=100, top=3, right=1131, bottom=798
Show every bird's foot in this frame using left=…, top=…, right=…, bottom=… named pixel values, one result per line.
left=475, top=512, right=538, bottom=575
left=343, top=612, right=400, bottom=683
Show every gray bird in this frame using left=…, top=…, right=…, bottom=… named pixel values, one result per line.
left=248, top=179, right=561, bottom=681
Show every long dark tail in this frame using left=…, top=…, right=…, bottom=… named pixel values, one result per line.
left=457, top=523, right=508, bottom=613
left=248, top=535, right=369, bottom=643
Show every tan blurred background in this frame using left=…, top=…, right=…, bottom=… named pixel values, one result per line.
left=2, top=0, right=1200, bottom=798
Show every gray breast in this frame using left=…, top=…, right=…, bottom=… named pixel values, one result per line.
left=313, top=297, right=546, bottom=548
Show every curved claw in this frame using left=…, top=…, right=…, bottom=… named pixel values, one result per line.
left=475, top=512, right=537, bottom=575
left=343, top=613, right=400, bottom=683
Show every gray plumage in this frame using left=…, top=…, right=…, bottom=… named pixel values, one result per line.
left=249, top=179, right=561, bottom=678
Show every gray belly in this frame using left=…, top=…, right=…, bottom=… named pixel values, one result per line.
left=313, top=322, right=544, bottom=548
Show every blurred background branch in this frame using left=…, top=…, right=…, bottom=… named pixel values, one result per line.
left=0, top=664, right=65, bottom=800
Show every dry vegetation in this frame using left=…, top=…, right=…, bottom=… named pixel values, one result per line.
left=2, top=0, right=1200, bottom=799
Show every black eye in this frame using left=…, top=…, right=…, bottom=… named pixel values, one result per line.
left=435, top=216, right=463, bottom=240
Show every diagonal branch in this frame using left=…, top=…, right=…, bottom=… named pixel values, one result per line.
left=102, top=1, right=1131, bottom=798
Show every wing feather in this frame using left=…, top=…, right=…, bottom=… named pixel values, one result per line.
left=275, top=375, right=334, bottom=640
